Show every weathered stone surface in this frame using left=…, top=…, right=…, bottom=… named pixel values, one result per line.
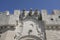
left=0, top=9, right=60, bottom=40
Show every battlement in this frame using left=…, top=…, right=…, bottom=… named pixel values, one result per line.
left=0, top=9, right=60, bottom=26
left=0, top=9, right=60, bottom=16
left=0, top=11, right=9, bottom=15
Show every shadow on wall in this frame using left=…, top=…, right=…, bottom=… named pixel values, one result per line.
left=0, top=26, right=15, bottom=34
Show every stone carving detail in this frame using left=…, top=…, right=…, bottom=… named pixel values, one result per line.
left=0, top=9, right=60, bottom=40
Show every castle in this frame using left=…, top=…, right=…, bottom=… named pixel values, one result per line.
left=0, top=9, right=60, bottom=40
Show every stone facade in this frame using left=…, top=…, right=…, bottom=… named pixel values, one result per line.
left=0, top=9, right=60, bottom=40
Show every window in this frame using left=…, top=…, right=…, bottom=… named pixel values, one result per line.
left=51, top=18, right=53, bottom=20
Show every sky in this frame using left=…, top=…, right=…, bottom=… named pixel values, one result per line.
left=0, top=0, right=60, bottom=14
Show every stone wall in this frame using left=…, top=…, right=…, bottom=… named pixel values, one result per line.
left=46, top=30, right=60, bottom=40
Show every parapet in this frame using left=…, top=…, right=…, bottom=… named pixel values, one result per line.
left=0, top=9, right=60, bottom=26
left=0, top=9, right=60, bottom=16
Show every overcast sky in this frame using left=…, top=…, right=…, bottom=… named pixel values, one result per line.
left=0, top=0, right=60, bottom=14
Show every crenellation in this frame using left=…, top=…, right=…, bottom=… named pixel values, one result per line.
left=0, top=11, right=9, bottom=15
left=41, top=10, right=47, bottom=21
left=52, top=10, right=60, bottom=15
left=34, top=9, right=40, bottom=16
left=5, top=11, right=10, bottom=15
left=14, top=10, right=20, bottom=16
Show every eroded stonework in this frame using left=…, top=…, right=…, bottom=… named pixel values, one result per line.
left=0, top=9, right=60, bottom=40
